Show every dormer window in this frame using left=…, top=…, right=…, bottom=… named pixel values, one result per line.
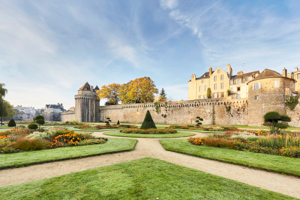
left=217, top=69, right=220, bottom=73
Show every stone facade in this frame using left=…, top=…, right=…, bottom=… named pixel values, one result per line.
left=99, top=99, right=248, bottom=125
left=62, top=68, right=300, bottom=127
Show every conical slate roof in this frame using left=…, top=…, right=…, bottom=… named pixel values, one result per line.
left=79, top=82, right=91, bottom=91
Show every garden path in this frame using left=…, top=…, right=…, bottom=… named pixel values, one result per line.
left=0, top=131, right=299, bottom=198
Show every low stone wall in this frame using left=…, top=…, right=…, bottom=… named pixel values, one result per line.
left=61, top=111, right=76, bottom=122
left=99, top=99, right=249, bottom=125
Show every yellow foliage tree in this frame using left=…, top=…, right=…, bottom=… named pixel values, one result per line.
left=120, top=77, right=158, bottom=104
left=96, top=83, right=121, bottom=105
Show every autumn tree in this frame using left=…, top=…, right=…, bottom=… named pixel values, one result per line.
left=97, top=83, right=121, bottom=105
left=120, top=77, right=158, bottom=104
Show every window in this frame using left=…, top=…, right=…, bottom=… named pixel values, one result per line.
left=221, top=83, right=224, bottom=89
left=275, top=80, right=279, bottom=88
left=214, top=93, right=218, bottom=98
left=201, top=80, right=204, bottom=83
left=217, top=69, right=220, bottom=73
left=230, top=80, right=233, bottom=85
left=230, top=87, right=234, bottom=92
left=237, top=79, right=240, bottom=84
left=214, top=84, right=217, bottom=90
left=204, top=85, right=207, bottom=91
left=237, top=87, right=240, bottom=92
left=298, top=74, right=300, bottom=80
left=199, top=86, right=202, bottom=91
left=203, top=95, right=206, bottom=99
left=254, top=95, right=259, bottom=100
left=220, top=75, right=224, bottom=80
left=214, top=76, right=217, bottom=81
left=291, top=82, right=295, bottom=88
left=237, top=94, right=241, bottom=99
left=252, top=82, right=261, bottom=90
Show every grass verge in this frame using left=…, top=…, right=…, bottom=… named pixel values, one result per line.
left=0, top=157, right=296, bottom=200
left=104, top=131, right=195, bottom=138
left=0, top=138, right=137, bottom=169
left=160, top=139, right=300, bottom=177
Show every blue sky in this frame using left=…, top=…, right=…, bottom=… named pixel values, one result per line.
left=1, top=0, right=300, bottom=109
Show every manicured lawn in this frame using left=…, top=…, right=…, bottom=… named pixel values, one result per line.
left=0, top=157, right=295, bottom=200
left=0, top=138, right=137, bottom=169
left=160, top=139, right=300, bottom=177
left=104, top=131, right=195, bottom=138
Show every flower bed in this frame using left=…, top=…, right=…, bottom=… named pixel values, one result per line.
left=188, top=132, right=300, bottom=158
left=120, top=128, right=177, bottom=134
left=0, top=127, right=107, bottom=154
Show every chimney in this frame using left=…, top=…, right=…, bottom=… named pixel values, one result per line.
left=90, top=85, right=93, bottom=91
left=282, top=68, right=287, bottom=77
left=295, top=67, right=298, bottom=72
left=291, top=72, right=294, bottom=79
left=191, top=74, right=196, bottom=81
left=227, top=64, right=232, bottom=77
left=209, top=67, right=212, bottom=76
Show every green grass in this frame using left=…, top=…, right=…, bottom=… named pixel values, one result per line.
left=0, top=138, right=137, bottom=169
left=0, top=157, right=295, bottom=200
left=104, top=131, right=195, bottom=138
left=160, top=139, right=300, bottom=177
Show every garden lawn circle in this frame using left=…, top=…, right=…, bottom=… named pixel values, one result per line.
left=103, top=130, right=195, bottom=138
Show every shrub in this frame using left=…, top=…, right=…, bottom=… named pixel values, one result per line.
left=188, top=137, right=204, bottom=145
left=117, top=120, right=120, bottom=125
left=263, top=111, right=291, bottom=134
left=207, top=88, right=211, bottom=99
left=1, top=148, right=22, bottom=154
left=8, top=119, right=16, bottom=127
left=140, top=110, right=157, bottom=129
left=28, top=123, right=38, bottom=130
left=6, top=138, right=50, bottom=151
left=53, top=133, right=86, bottom=146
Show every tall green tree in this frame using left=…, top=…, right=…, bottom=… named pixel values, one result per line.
left=0, top=83, right=8, bottom=125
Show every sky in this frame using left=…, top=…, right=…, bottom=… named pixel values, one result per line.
left=1, top=0, right=300, bottom=109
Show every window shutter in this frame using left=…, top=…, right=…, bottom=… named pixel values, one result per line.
left=252, top=84, right=254, bottom=90
left=259, top=82, right=261, bottom=89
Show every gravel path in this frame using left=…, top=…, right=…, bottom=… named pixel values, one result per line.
left=0, top=132, right=299, bottom=198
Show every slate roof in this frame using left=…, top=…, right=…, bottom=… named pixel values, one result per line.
left=195, top=71, right=215, bottom=80
left=233, top=71, right=259, bottom=79
left=79, top=82, right=91, bottom=91
left=248, top=69, right=295, bottom=83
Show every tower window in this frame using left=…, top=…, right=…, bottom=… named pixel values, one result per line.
left=275, top=80, right=279, bottom=88
left=254, top=95, right=259, bottom=100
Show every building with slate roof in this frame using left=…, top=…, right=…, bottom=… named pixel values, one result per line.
left=188, top=64, right=259, bottom=100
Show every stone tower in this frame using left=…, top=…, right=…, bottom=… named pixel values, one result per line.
left=247, top=69, right=296, bottom=126
left=75, top=82, right=100, bottom=122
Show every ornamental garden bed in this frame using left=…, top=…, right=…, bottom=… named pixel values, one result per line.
left=104, top=130, right=195, bottom=138
left=0, top=127, right=107, bottom=154
left=188, top=131, right=300, bottom=158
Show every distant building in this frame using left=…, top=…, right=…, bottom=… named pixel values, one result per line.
left=42, top=103, right=66, bottom=121
left=13, top=105, right=38, bottom=121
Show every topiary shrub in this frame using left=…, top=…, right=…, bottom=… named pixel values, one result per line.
left=263, top=111, right=291, bottom=134
left=28, top=123, right=38, bottom=130
left=8, top=119, right=16, bottom=127
left=140, top=110, right=157, bottom=129
left=34, top=115, right=45, bottom=130
left=117, top=120, right=120, bottom=125
left=207, top=88, right=211, bottom=99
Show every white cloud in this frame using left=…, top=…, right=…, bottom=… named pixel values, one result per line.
left=160, top=0, right=179, bottom=10
left=163, top=84, right=188, bottom=101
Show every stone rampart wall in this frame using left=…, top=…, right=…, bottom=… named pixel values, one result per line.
left=61, top=111, right=76, bottom=122
left=99, top=99, right=249, bottom=125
